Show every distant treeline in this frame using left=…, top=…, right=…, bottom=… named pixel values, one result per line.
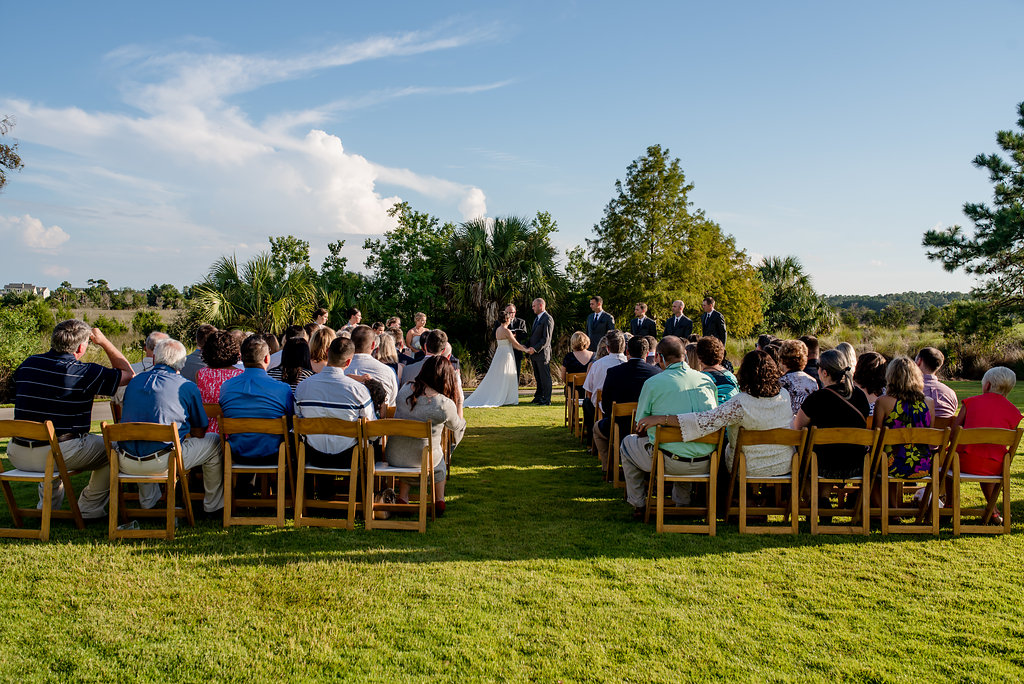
left=824, top=291, right=968, bottom=313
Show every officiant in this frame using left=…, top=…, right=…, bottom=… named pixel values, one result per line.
left=494, top=303, right=527, bottom=386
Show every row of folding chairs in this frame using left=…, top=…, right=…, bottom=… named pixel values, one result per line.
left=1, top=414, right=447, bottom=541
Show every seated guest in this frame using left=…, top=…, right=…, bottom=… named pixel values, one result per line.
left=268, top=324, right=307, bottom=369
left=763, top=342, right=782, bottom=368
left=374, top=330, right=401, bottom=378
left=853, top=351, right=887, bottom=414
left=630, top=302, right=658, bottom=338
left=560, top=331, right=593, bottom=382
left=581, top=331, right=627, bottom=443
left=778, top=339, right=818, bottom=415
left=756, top=334, right=777, bottom=351
left=195, top=330, right=243, bottom=434
left=119, top=339, right=224, bottom=516
left=835, top=342, right=858, bottom=375
left=442, top=342, right=461, bottom=373
left=684, top=343, right=701, bottom=370
left=799, top=335, right=822, bottom=387
left=390, top=329, right=416, bottom=367
left=916, top=346, right=958, bottom=420
left=644, top=335, right=658, bottom=365
left=639, top=350, right=794, bottom=478
left=950, top=366, right=1022, bottom=523
left=219, top=335, right=295, bottom=464
left=262, top=332, right=281, bottom=355
left=294, top=337, right=376, bottom=495
left=388, top=356, right=466, bottom=515
left=593, top=335, right=659, bottom=470
left=308, top=326, right=336, bottom=373
left=401, top=329, right=464, bottom=413
left=591, top=336, right=609, bottom=363
left=873, top=356, right=936, bottom=481
left=268, top=338, right=314, bottom=393
left=112, top=331, right=169, bottom=411
left=621, top=336, right=718, bottom=517
left=9, top=320, right=135, bottom=519
left=347, top=325, right=399, bottom=407
left=406, top=312, right=428, bottom=352
left=697, top=336, right=738, bottom=405
left=793, top=349, right=871, bottom=483
left=181, top=324, right=217, bottom=383
left=339, top=307, right=362, bottom=334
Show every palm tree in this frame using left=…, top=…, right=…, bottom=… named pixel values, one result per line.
left=189, top=252, right=317, bottom=332
left=441, top=215, right=565, bottom=344
left=758, top=256, right=838, bottom=335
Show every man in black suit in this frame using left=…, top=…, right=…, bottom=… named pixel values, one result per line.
left=592, top=335, right=660, bottom=470
left=700, top=296, right=727, bottom=345
left=663, top=299, right=693, bottom=339
left=585, top=295, right=615, bottom=352
left=526, top=298, right=554, bottom=405
left=629, top=303, right=658, bottom=338
left=493, top=303, right=528, bottom=385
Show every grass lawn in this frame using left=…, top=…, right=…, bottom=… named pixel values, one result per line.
left=2, top=396, right=1024, bottom=682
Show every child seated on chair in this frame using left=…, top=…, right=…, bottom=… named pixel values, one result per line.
left=948, top=366, right=1022, bottom=523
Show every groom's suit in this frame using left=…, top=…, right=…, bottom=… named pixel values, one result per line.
left=529, top=311, right=554, bottom=404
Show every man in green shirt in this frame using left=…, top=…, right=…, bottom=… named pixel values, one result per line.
left=620, top=335, right=718, bottom=517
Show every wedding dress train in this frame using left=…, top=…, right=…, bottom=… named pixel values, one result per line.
left=464, top=339, right=519, bottom=408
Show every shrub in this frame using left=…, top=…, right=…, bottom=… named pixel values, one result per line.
left=90, top=314, right=128, bottom=337
left=0, top=308, right=45, bottom=402
left=132, top=310, right=166, bottom=337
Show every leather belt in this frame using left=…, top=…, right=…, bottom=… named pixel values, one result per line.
left=116, top=445, right=173, bottom=462
left=11, top=432, right=85, bottom=448
left=660, top=448, right=711, bottom=463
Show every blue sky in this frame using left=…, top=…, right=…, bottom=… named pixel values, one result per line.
left=1, top=1, right=1021, bottom=295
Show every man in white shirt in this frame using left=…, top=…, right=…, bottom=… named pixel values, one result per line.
left=346, top=325, right=399, bottom=407
left=580, top=330, right=627, bottom=441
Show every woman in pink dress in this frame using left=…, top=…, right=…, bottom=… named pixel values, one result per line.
left=195, top=330, right=243, bottom=434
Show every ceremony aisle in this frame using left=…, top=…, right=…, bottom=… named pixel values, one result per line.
left=0, top=396, right=1023, bottom=680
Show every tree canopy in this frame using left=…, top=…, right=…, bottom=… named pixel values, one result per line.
left=923, top=100, right=1024, bottom=312
left=586, top=145, right=764, bottom=335
left=0, top=116, right=24, bottom=192
left=757, top=256, right=837, bottom=335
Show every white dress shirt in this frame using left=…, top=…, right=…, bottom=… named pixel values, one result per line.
left=582, top=353, right=627, bottom=396
left=345, top=353, right=399, bottom=407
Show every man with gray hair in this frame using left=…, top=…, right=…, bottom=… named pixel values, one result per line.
left=119, top=338, right=224, bottom=516
left=112, top=330, right=169, bottom=412
left=10, top=319, right=135, bottom=519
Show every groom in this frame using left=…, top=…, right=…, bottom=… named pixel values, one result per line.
left=526, top=298, right=554, bottom=405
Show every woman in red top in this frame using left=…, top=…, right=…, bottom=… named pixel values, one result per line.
left=953, top=366, right=1022, bottom=522
left=195, top=330, right=243, bottom=434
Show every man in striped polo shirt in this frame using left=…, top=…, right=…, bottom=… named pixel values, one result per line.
left=9, top=319, right=135, bottom=519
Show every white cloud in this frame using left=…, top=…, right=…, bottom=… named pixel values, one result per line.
left=43, top=265, right=71, bottom=278
left=870, top=259, right=885, bottom=268
left=0, top=214, right=70, bottom=250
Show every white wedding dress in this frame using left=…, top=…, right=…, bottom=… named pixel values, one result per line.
left=464, top=339, right=520, bottom=408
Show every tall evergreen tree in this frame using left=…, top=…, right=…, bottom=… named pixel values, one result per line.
left=587, top=145, right=763, bottom=335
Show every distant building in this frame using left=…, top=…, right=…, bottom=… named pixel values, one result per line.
left=2, top=283, right=50, bottom=299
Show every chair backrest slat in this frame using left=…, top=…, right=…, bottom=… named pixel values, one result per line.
left=878, top=426, right=949, bottom=448
left=736, top=427, right=807, bottom=448
left=0, top=419, right=56, bottom=442
left=294, top=416, right=360, bottom=439
left=806, top=426, right=879, bottom=448
left=610, top=402, right=638, bottom=419
left=102, top=421, right=178, bottom=443
left=363, top=418, right=432, bottom=440
left=220, top=417, right=289, bottom=436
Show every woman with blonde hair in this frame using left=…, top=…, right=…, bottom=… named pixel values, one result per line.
left=308, top=326, right=336, bottom=373
left=835, top=342, right=858, bottom=375
left=406, top=312, right=428, bottom=352
left=560, top=331, right=593, bottom=382
left=374, top=331, right=401, bottom=381
left=873, top=356, right=936, bottom=480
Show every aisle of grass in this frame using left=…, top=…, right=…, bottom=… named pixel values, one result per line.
left=2, top=397, right=1024, bottom=681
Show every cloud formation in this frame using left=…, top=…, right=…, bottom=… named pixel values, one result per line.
left=0, top=214, right=70, bottom=250
left=2, top=25, right=496, bottom=284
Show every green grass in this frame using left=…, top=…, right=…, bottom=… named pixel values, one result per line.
left=2, top=398, right=1024, bottom=681
left=948, top=379, right=1024, bottom=410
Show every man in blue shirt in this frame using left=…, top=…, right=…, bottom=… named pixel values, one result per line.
left=119, top=339, right=224, bottom=515
left=619, top=336, right=718, bottom=518
left=10, top=319, right=135, bottom=519
left=219, top=335, right=294, bottom=464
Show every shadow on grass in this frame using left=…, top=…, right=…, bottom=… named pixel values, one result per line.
left=4, top=408, right=1019, bottom=565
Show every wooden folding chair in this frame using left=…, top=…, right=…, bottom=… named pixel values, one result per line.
left=644, top=425, right=725, bottom=534
left=102, top=421, right=195, bottom=540
left=726, top=427, right=808, bottom=534
left=876, top=426, right=950, bottom=535
left=805, top=426, right=880, bottom=535
left=607, top=402, right=637, bottom=487
left=363, top=419, right=434, bottom=533
left=221, top=416, right=291, bottom=527
left=943, top=426, right=1022, bottom=535
left=384, top=406, right=397, bottom=419
left=293, top=417, right=362, bottom=530
left=566, top=372, right=587, bottom=437
left=589, top=388, right=603, bottom=452
left=0, top=420, right=85, bottom=541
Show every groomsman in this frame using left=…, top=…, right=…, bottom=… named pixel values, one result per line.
left=663, top=300, right=693, bottom=339
left=494, top=303, right=528, bottom=385
left=700, top=296, right=727, bottom=345
left=586, top=296, right=615, bottom=351
left=629, top=303, right=658, bottom=338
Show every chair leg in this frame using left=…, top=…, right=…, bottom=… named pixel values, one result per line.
left=1, top=480, right=23, bottom=528
left=810, top=470, right=819, bottom=536
left=109, top=461, right=119, bottom=540
left=39, top=459, right=55, bottom=542
left=739, top=468, right=747, bottom=534
left=295, top=445, right=307, bottom=527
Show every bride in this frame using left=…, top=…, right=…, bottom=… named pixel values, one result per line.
left=465, top=311, right=528, bottom=408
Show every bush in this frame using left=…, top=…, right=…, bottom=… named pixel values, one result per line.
left=90, top=314, right=128, bottom=337
left=132, top=310, right=166, bottom=337
left=0, top=308, right=45, bottom=402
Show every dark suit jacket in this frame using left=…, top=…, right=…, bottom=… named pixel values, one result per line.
left=630, top=317, right=658, bottom=338
left=598, top=359, right=660, bottom=435
left=529, top=311, right=554, bottom=363
left=701, top=309, right=727, bottom=345
left=663, top=314, right=693, bottom=340
left=586, top=311, right=615, bottom=351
